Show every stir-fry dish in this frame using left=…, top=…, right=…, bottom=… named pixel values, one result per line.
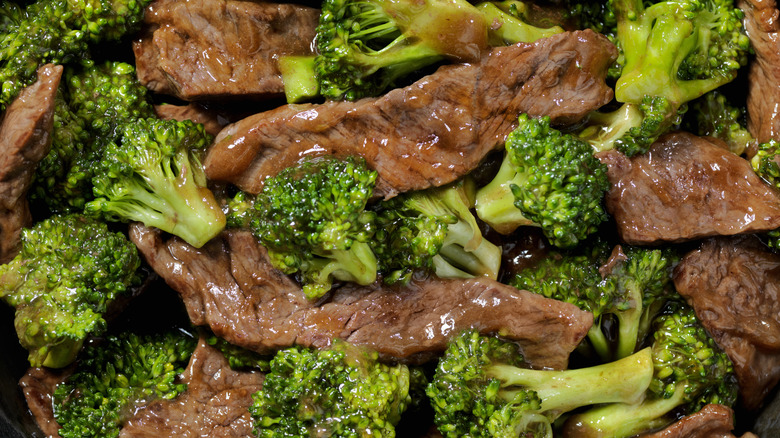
left=1, top=0, right=780, bottom=436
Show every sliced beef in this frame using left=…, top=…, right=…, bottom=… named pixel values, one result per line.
left=0, top=64, right=62, bottom=263
left=129, top=224, right=593, bottom=370
left=600, top=132, right=780, bottom=245
left=640, top=404, right=758, bottom=438
left=19, top=366, right=72, bottom=438
left=154, top=103, right=228, bottom=137
left=204, top=30, right=617, bottom=199
left=673, top=236, right=780, bottom=410
left=133, top=0, right=319, bottom=101
left=738, top=0, right=780, bottom=143
left=119, top=336, right=264, bottom=438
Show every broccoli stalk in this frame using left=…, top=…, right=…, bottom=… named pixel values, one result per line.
left=564, top=303, right=738, bottom=438
left=475, top=114, right=610, bottom=248
left=0, top=214, right=142, bottom=368
left=426, top=330, right=654, bottom=438
left=86, top=118, right=226, bottom=249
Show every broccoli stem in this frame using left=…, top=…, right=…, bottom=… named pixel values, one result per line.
left=278, top=55, right=320, bottom=103
left=475, top=1, right=563, bottom=44
left=587, top=323, right=611, bottom=360
left=475, top=157, right=535, bottom=234
left=489, top=347, right=653, bottom=414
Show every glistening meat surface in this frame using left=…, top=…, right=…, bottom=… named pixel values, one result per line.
left=203, top=30, right=616, bottom=198
left=129, top=224, right=593, bottom=370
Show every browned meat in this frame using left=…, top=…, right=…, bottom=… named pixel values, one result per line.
left=154, top=103, right=228, bottom=137
left=639, top=404, right=758, bottom=438
left=119, top=336, right=264, bottom=438
left=19, top=366, right=72, bottom=438
left=204, top=30, right=617, bottom=199
left=673, top=236, right=780, bottom=410
left=129, top=224, right=593, bottom=370
left=600, top=132, right=780, bottom=245
left=133, top=0, right=319, bottom=101
left=0, top=64, right=62, bottom=263
left=738, top=0, right=780, bottom=143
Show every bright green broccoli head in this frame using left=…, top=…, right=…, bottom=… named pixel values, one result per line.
left=86, top=118, right=226, bottom=249
left=684, top=89, right=753, bottom=155
left=0, top=214, right=142, bottom=368
left=250, top=340, right=413, bottom=437
left=52, top=329, right=197, bottom=438
left=475, top=114, right=610, bottom=248
left=752, top=140, right=780, bottom=190
left=427, top=330, right=654, bottom=438
left=250, top=155, right=379, bottom=299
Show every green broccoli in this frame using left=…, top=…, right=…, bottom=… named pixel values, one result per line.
left=564, top=303, right=738, bottom=437
left=206, top=334, right=271, bottom=371
left=752, top=140, right=780, bottom=189
left=31, top=61, right=154, bottom=213
left=281, top=0, right=563, bottom=102
left=426, top=330, right=655, bottom=438
left=373, top=178, right=501, bottom=284
left=249, top=340, right=413, bottom=437
left=248, top=156, right=379, bottom=299
left=0, top=0, right=151, bottom=109
left=85, top=118, right=226, bottom=249
left=475, top=114, right=610, bottom=248
left=52, top=329, right=197, bottom=438
left=684, top=89, right=753, bottom=156
left=0, top=214, right=142, bottom=368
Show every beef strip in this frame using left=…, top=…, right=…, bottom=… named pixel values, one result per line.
left=154, top=103, right=228, bottom=137
left=599, top=131, right=780, bottom=245
left=129, top=224, right=593, bottom=370
left=204, top=30, right=616, bottom=199
left=673, top=235, right=780, bottom=410
left=738, top=0, right=780, bottom=143
left=133, top=0, right=319, bottom=101
left=19, top=366, right=72, bottom=438
left=639, top=404, right=757, bottom=438
left=0, top=64, right=62, bottom=264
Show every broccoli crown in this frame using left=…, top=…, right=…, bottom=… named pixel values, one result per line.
left=0, top=214, right=142, bottom=368
left=86, top=118, right=226, bottom=249
left=224, top=190, right=256, bottom=229
left=249, top=340, right=412, bottom=438
left=0, top=0, right=150, bottom=109
left=52, top=330, right=196, bottom=438
left=250, top=155, right=379, bottom=299
left=684, top=90, right=753, bottom=155
left=752, top=140, right=780, bottom=190
left=475, top=114, right=610, bottom=248
left=31, top=61, right=154, bottom=214
left=612, top=0, right=750, bottom=106
left=427, top=330, right=654, bottom=438
left=206, top=334, right=271, bottom=371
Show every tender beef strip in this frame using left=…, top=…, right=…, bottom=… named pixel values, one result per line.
left=738, top=0, right=780, bottom=143
left=129, top=224, right=593, bottom=370
left=119, top=336, right=264, bottom=438
left=154, top=103, right=228, bottom=137
left=19, top=366, right=72, bottom=438
left=599, top=131, right=780, bottom=245
left=0, top=64, right=62, bottom=264
left=673, top=235, right=780, bottom=410
left=133, top=0, right=319, bottom=101
left=639, top=404, right=758, bottom=438
left=204, top=30, right=616, bottom=199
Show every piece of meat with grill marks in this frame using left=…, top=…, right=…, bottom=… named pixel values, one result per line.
left=673, top=235, right=780, bottom=410
left=133, top=0, right=319, bottom=101
left=640, top=404, right=758, bottom=438
left=204, top=30, right=616, bottom=199
left=738, top=0, right=780, bottom=143
left=0, top=64, right=62, bottom=263
left=599, top=131, right=780, bottom=245
left=129, top=223, right=593, bottom=370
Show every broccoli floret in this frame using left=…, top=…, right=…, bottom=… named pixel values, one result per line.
left=373, top=178, right=501, bottom=284
left=31, top=61, right=154, bottom=214
left=52, top=329, right=197, bottom=438
left=281, top=0, right=562, bottom=102
left=684, top=89, right=753, bottom=155
left=249, top=340, right=413, bottom=437
left=224, top=190, right=255, bottom=229
left=86, top=118, right=226, bottom=249
left=249, top=156, right=379, bottom=299
left=206, top=334, right=271, bottom=371
left=0, top=214, right=142, bottom=368
left=475, top=114, right=610, bottom=248
left=752, top=140, right=780, bottom=189
left=565, top=303, right=738, bottom=437
left=0, top=0, right=150, bottom=109
left=426, top=330, right=654, bottom=438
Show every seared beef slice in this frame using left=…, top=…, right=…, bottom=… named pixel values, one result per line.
left=130, top=225, right=593, bottom=370
left=600, top=132, right=780, bottom=245
left=133, top=0, right=319, bottom=101
left=673, top=236, right=780, bottom=410
left=204, top=30, right=616, bottom=198
left=639, top=404, right=757, bottom=438
left=0, top=64, right=62, bottom=263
